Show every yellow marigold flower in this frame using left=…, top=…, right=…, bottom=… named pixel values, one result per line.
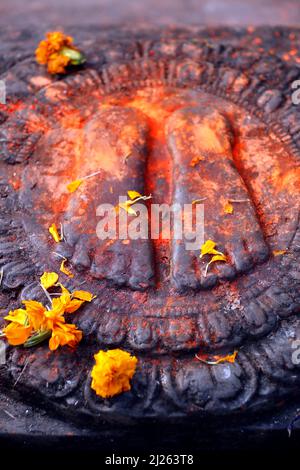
left=4, top=322, right=32, bottom=346
left=40, top=272, right=59, bottom=290
left=91, top=349, right=138, bottom=398
left=36, top=31, right=85, bottom=74
left=49, top=321, right=82, bottom=351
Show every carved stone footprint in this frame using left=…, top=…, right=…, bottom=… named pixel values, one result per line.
left=166, top=106, right=270, bottom=290
left=61, top=106, right=155, bottom=290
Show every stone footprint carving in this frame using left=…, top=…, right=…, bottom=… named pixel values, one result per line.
left=166, top=106, right=270, bottom=290
left=62, top=106, right=155, bottom=290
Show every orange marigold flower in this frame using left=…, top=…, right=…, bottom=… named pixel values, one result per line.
left=49, top=321, right=82, bottom=351
left=91, top=349, right=138, bottom=398
left=36, top=31, right=85, bottom=75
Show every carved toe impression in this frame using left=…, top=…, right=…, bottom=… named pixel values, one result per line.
left=166, top=106, right=270, bottom=289
left=63, top=106, right=155, bottom=290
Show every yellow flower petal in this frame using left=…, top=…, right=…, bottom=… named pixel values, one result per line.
left=224, top=201, right=234, bottom=214
left=67, top=179, right=83, bottom=193
left=60, top=259, right=74, bottom=278
left=127, top=190, right=142, bottom=200
left=91, top=349, right=138, bottom=398
left=49, top=223, right=62, bottom=243
left=200, top=239, right=225, bottom=258
left=209, top=254, right=227, bottom=263
left=4, top=309, right=28, bottom=325
left=273, top=249, right=287, bottom=256
left=118, top=201, right=137, bottom=216
left=72, top=290, right=96, bottom=302
left=200, top=239, right=216, bottom=256
left=57, top=283, right=70, bottom=295
left=64, top=299, right=84, bottom=314
left=3, top=322, right=32, bottom=346
left=204, top=254, right=227, bottom=276
left=40, top=272, right=59, bottom=289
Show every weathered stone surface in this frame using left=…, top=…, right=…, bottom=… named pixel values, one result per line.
left=0, top=26, right=299, bottom=426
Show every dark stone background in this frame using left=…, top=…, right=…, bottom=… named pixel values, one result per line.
left=0, top=0, right=300, bottom=461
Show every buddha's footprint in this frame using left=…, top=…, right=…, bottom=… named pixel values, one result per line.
left=61, top=106, right=155, bottom=290
left=166, top=106, right=269, bottom=290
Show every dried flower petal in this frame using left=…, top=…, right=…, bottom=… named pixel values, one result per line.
left=127, top=190, right=142, bottom=200
left=196, top=350, right=238, bottom=365
left=72, top=290, right=96, bottom=302
left=273, top=249, right=287, bottom=256
left=118, top=201, right=138, bottom=216
left=64, top=299, right=84, bottom=314
left=67, top=179, right=83, bottom=193
left=36, top=31, right=85, bottom=74
left=60, top=258, right=74, bottom=278
left=40, top=272, right=59, bottom=289
left=118, top=192, right=151, bottom=216
left=91, top=349, right=138, bottom=398
left=200, top=239, right=224, bottom=258
left=204, top=254, right=227, bottom=276
left=192, top=198, right=206, bottom=204
left=49, top=223, right=62, bottom=243
left=224, top=201, right=234, bottom=214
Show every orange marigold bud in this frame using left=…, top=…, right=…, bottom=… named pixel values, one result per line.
left=36, top=31, right=85, bottom=74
